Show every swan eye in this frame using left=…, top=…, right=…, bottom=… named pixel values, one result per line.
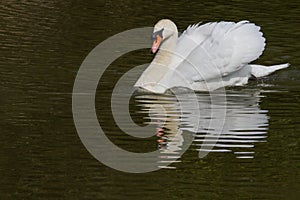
left=151, top=28, right=164, bottom=40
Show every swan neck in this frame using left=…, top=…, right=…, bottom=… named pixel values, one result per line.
left=152, top=33, right=178, bottom=66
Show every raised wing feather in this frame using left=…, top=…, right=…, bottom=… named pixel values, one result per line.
left=171, top=21, right=266, bottom=82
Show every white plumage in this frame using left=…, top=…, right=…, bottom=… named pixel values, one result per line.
left=134, top=19, right=289, bottom=93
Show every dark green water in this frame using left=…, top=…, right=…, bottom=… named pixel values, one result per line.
left=1, top=0, right=300, bottom=199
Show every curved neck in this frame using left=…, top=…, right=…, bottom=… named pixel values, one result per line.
left=151, top=33, right=178, bottom=68
left=134, top=29, right=178, bottom=93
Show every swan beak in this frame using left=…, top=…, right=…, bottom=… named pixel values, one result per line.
left=151, top=35, right=162, bottom=54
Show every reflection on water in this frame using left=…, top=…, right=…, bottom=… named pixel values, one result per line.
left=193, top=90, right=268, bottom=158
left=136, top=94, right=184, bottom=169
left=135, top=88, right=269, bottom=168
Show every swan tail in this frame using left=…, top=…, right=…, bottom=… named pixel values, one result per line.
left=249, top=63, right=290, bottom=78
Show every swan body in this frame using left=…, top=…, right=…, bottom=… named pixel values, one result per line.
left=134, top=19, right=289, bottom=93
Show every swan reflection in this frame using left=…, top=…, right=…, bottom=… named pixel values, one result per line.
left=135, top=88, right=269, bottom=164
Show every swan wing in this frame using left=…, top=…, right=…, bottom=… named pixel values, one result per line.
left=170, top=21, right=266, bottom=82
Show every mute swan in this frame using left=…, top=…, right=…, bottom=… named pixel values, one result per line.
left=134, top=19, right=289, bottom=93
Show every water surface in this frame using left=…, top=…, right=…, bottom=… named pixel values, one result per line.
left=1, top=0, right=300, bottom=199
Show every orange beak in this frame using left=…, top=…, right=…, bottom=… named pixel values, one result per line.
left=151, top=35, right=162, bottom=53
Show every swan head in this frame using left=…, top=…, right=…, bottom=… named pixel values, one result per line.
left=151, top=19, right=177, bottom=53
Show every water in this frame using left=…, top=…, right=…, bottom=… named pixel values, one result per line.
left=1, top=0, right=300, bottom=199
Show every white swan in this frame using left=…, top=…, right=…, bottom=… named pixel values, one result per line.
left=134, top=19, right=289, bottom=93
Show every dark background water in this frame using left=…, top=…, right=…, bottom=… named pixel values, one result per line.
left=1, top=0, right=300, bottom=199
